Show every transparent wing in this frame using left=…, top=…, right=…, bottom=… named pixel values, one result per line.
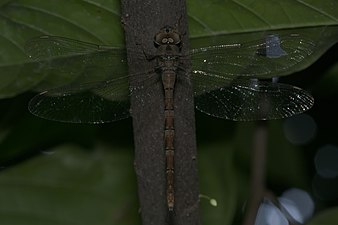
left=190, top=34, right=316, bottom=79
left=25, top=35, right=117, bottom=59
left=25, top=36, right=129, bottom=85
left=28, top=71, right=161, bottom=124
left=28, top=76, right=131, bottom=124
left=193, top=77, right=314, bottom=121
left=26, top=36, right=162, bottom=123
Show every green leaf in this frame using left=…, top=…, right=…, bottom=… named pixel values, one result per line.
left=0, top=144, right=139, bottom=225
left=188, top=0, right=338, bottom=36
left=0, top=0, right=124, bottom=98
left=308, top=208, right=338, bottom=225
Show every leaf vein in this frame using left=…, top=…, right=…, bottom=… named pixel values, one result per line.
left=10, top=3, right=104, bottom=42
left=231, top=0, right=270, bottom=26
left=296, top=0, right=338, bottom=21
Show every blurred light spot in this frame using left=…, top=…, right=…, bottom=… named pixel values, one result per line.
left=315, top=145, right=338, bottom=178
left=283, top=114, right=316, bottom=145
left=312, top=174, right=338, bottom=200
left=255, top=199, right=288, bottom=225
left=255, top=189, right=314, bottom=225
left=40, top=149, right=56, bottom=155
left=279, top=188, right=314, bottom=223
left=278, top=198, right=301, bottom=223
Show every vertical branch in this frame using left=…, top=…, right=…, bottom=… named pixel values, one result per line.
left=243, top=121, right=268, bottom=225
left=120, top=1, right=200, bottom=225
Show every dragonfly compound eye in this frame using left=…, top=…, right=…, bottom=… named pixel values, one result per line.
left=154, top=26, right=182, bottom=46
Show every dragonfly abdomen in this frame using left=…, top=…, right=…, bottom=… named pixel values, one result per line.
left=162, top=68, right=177, bottom=211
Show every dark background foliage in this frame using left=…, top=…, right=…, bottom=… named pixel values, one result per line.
left=0, top=0, right=338, bottom=224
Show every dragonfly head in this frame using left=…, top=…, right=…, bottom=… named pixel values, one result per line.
left=154, top=26, right=181, bottom=49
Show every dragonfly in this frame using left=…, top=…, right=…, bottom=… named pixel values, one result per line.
left=25, top=26, right=315, bottom=211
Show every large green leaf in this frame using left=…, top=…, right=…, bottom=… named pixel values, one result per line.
left=0, top=144, right=139, bottom=225
left=0, top=0, right=338, bottom=98
left=188, top=0, right=338, bottom=36
left=0, top=0, right=123, bottom=98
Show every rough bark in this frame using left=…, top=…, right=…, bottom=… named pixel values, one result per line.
left=120, top=1, right=200, bottom=225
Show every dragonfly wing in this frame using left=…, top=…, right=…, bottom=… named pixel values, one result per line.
left=194, top=79, right=314, bottom=121
left=29, top=77, right=131, bottom=124
left=25, top=35, right=114, bottom=59
left=190, top=34, right=316, bottom=79
left=25, top=36, right=129, bottom=86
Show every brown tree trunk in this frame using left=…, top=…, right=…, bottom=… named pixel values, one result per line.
left=120, top=1, right=200, bottom=225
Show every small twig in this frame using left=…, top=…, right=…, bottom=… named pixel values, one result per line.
left=242, top=121, right=268, bottom=225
